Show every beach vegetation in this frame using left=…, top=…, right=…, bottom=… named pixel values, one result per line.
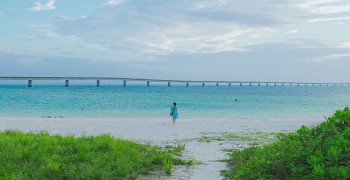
left=221, top=107, right=350, bottom=179
left=165, top=144, right=185, bottom=156
left=0, top=131, right=191, bottom=179
left=193, top=131, right=278, bottom=145
left=196, top=135, right=224, bottom=142
left=161, top=144, right=194, bottom=174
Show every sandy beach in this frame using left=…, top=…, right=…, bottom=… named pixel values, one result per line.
left=0, top=117, right=324, bottom=180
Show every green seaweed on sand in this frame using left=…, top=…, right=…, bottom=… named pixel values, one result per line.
left=195, top=135, right=224, bottom=142
left=191, top=131, right=279, bottom=145
left=0, top=131, right=191, bottom=179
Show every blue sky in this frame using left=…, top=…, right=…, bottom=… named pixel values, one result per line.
left=0, top=0, right=350, bottom=82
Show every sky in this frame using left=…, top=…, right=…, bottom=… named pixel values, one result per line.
left=0, top=0, right=350, bottom=82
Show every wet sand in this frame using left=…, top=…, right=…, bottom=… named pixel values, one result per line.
left=0, top=117, right=324, bottom=180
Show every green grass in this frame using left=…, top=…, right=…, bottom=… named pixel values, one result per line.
left=221, top=107, right=350, bottom=179
left=0, top=131, right=190, bottom=179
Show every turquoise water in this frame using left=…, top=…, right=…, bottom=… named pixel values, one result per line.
left=0, top=85, right=350, bottom=119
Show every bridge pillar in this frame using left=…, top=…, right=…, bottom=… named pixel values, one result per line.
left=258, top=83, right=260, bottom=86
left=249, top=83, right=251, bottom=86
left=202, top=82, right=205, bottom=86
left=267, top=83, right=269, bottom=86
left=97, top=80, right=100, bottom=87
left=28, top=80, right=32, bottom=87
left=240, top=83, right=242, bottom=86
left=229, top=83, right=231, bottom=86
left=297, top=83, right=299, bottom=86
left=274, top=83, right=276, bottom=86
left=186, top=82, right=189, bottom=87
left=216, top=83, right=219, bottom=86
left=65, top=80, right=69, bottom=87
left=168, top=82, right=171, bottom=87
left=282, top=83, right=284, bottom=86
left=147, top=81, right=150, bottom=87
left=123, top=80, right=126, bottom=87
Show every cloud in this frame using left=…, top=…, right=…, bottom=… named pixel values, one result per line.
left=310, top=5, right=350, bottom=14
left=28, top=0, right=56, bottom=12
left=335, top=42, right=350, bottom=48
left=21, top=0, right=350, bottom=66
left=60, top=15, right=88, bottom=21
left=193, top=0, right=236, bottom=10
left=106, top=0, right=125, bottom=7
left=297, top=0, right=350, bottom=14
left=306, top=16, right=350, bottom=23
left=309, top=53, right=350, bottom=62
left=293, top=0, right=350, bottom=25
left=51, top=1, right=285, bottom=59
left=287, top=29, right=298, bottom=34
left=21, top=35, right=35, bottom=41
left=297, top=0, right=345, bottom=8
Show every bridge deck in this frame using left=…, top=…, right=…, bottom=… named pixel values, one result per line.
left=0, top=77, right=348, bottom=86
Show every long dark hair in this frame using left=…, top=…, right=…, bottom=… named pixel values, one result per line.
left=173, top=102, right=176, bottom=106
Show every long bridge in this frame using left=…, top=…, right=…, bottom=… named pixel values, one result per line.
left=0, top=76, right=349, bottom=87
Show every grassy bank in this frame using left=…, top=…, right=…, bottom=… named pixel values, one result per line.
left=222, top=107, right=350, bottom=179
left=0, top=131, right=190, bottom=179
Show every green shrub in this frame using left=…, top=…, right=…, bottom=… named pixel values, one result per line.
left=222, top=107, right=350, bottom=179
left=0, top=131, right=187, bottom=179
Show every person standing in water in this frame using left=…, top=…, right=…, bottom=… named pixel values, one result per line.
left=170, top=102, right=178, bottom=125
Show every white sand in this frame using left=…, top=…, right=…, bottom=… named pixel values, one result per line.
left=0, top=117, right=324, bottom=180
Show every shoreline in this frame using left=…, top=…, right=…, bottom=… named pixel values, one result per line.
left=0, top=117, right=324, bottom=179
left=0, top=117, right=324, bottom=139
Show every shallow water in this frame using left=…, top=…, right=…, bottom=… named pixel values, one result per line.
left=0, top=85, right=350, bottom=119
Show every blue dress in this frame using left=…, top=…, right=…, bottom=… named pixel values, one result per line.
left=171, top=106, right=178, bottom=119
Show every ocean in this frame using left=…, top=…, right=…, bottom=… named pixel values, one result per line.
left=1, top=84, right=350, bottom=119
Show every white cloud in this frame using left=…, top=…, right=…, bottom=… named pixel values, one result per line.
left=335, top=42, right=350, bottom=48
left=297, top=0, right=345, bottom=8
left=310, top=5, right=350, bottom=14
left=50, top=1, right=297, bottom=59
left=309, top=53, right=350, bottom=62
left=297, top=0, right=350, bottom=14
left=193, top=0, right=234, bottom=10
left=28, top=0, right=56, bottom=12
left=107, top=0, right=125, bottom=7
left=21, top=35, right=35, bottom=41
left=277, top=40, right=321, bottom=49
left=287, top=29, right=298, bottom=34
left=60, top=15, right=88, bottom=21
left=306, top=16, right=350, bottom=23
left=31, top=0, right=350, bottom=63
left=129, top=24, right=276, bottom=56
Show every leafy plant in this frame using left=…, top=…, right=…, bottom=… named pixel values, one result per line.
left=222, top=107, right=350, bottom=179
